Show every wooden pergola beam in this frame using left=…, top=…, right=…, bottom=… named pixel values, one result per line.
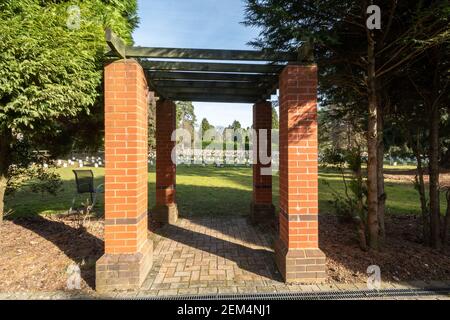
left=156, top=86, right=268, bottom=96
left=159, top=94, right=267, bottom=103
left=147, top=71, right=278, bottom=82
left=105, top=29, right=315, bottom=66
left=126, top=46, right=298, bottom=62
left=103, top=29, right=308, bottom=103
left=152, top=80, right=266, bottom=89
left=141, top=61, right=284, bottom=74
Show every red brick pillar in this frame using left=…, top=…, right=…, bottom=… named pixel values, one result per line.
left=275, top=64, right=326, bottom=283
left=152, top=99, right=178, bottom=224
left=96, top=59, right=153, bottom=292
left=250, top=101, right=275, bottom=223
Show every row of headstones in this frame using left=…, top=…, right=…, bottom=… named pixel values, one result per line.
left=387, top=156, right=418, bottom=166
left=47, top=151, right=416, bottom=168
left=54, top=156, right=104, bottom=168
left=49, top=151, right=281, bottom=168
left=174, top=150, right=280, bottom=166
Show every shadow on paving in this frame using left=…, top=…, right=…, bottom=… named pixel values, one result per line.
left=13, top=216, right=103, bottom=289
left=152, top=219, right=283, bottom=282
left=148, top=180, right=279, bottom=247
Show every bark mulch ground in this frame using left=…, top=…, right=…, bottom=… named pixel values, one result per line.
left=321, top=214, right=450, bottom=283
left=1, top=213, right=449, bottom=293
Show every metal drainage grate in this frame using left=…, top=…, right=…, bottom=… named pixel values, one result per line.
left=135, top=288, right=450, bottom=301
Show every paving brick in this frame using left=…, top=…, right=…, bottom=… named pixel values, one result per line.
left=218, top=287, right=238, bottom=294
left=198, top=287, right=219, bottom=295
left=170, top=283, right=190, bottom=289
left=178, top=288, right=199, bottom=295
left=157, top=289, right=179, bottom=296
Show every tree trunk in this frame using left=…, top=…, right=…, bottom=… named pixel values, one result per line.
left=366, top=29, right=379, bottom=250
left=355, top=149, right=367, bottom=251
left=442, top=190, right=450, bottom=246
left=440, top=148, right=450, bottom=169
left=0, top=130, right=11, bottom=223
left=0, top=175, right=6, bottom=223
left=377, top=107, right=386, bottom=242
left=413, top=134, right=430, bottom=245
left=428, top=104, right=441, bottom=249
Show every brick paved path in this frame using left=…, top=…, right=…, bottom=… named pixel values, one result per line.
left=136, top=217, right=450, bottom=298
left=140, top=217, right=283, bottom=295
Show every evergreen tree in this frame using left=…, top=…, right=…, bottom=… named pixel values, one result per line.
left=201, top=118, right=214, bottom=133
left=0, top=0, right=139, bottom=221
left=243, top=0, right=450, bottom=249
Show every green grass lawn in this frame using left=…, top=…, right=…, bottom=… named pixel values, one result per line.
left=317, top=168, right=446, bottom=215
left=4, top=165, right=447, bottom=218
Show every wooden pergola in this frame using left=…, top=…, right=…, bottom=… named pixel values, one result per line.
left=97, top=29, right=325, bottom=292
left=106, top=29, right=314, bottom=103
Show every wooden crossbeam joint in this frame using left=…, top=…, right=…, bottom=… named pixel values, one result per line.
left=105, top=28, right=127, bottom=59
left=297, top=38, right=315, bottom=63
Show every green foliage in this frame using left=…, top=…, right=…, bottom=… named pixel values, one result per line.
left=0, top=0, right=138, bottom=217
left=243, top=0, right=350, bottom=50
left=243, top=0, right=449, bottom=139
left=176, top=101, right=196, bottom=128
left=227, top=120, right=242, bottom=130
left=321, top=148, right=367, bottom=223
left=321, top=147, right=369, bottom=249
left=148, top=100, right=156, bottom=151
left=7, top=165, right=62, bottom=197
left=1, top=2, right=93, bottom=133
left=272, top=105, right=279, bottom=129
left=201, top=118, right=214, bottom=133
left=5, top=138, right=62, bottom=199
left=0, top=0, right=137, bottom=133
left=244, top=0, right=449, bottom=248
left=176, top=101, right=196, bottom=147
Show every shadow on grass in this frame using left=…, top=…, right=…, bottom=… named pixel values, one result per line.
left=149, top=167, right=252, bottom=217
left=148, top=166, right=280, bottom=218
left=13, top=216, right=103, bottom=290
left=5, top=171, right=105, bottom=219
left=150, top=165, right=255, bottom=190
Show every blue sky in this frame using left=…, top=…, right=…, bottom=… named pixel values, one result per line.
left=133, top=0, right=261, bottom=128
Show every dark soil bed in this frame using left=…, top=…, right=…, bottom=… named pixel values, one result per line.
left=321, top=214, right=450, bottom=283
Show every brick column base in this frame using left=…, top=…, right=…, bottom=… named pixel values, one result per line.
left=152, top=203, right=178, bottom=224
left=275, top=240, right=326, bottom=283
left=250, top=203, right=275, bottom=224
left=96, top=240, right=153, bottom=292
